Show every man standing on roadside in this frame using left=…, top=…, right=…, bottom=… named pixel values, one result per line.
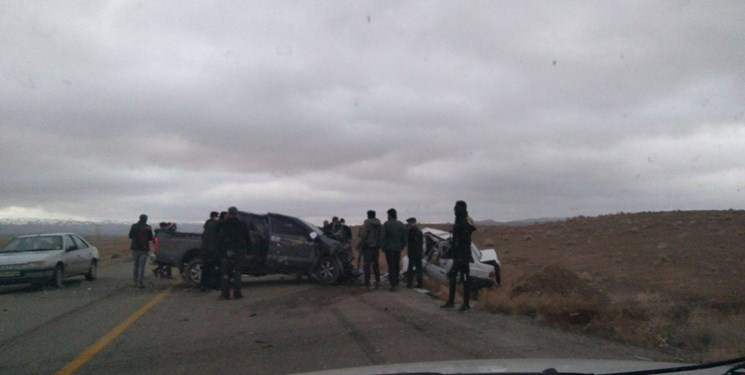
left=381, top=208, right=406, bottom=291
left=218, top=207, right=252, bottom=300
left=441, top=200, right=477, bottom=311
left=128, top=214, right=153, bottom=289
left=357, top=210, right=382, bottom=290
left=405, top=217, right=424, bottom=289
left=200, top=211, right=220, bottom=290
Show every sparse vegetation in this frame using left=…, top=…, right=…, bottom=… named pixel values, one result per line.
left=469, top=210, right=745, bottom=362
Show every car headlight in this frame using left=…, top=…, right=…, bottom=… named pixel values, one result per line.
left=26, top=261, right=49, bottom=268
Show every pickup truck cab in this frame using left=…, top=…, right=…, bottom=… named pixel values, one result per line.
left=153, top=212, right=356, bottom=286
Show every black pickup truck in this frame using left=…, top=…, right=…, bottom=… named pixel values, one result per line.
left=153, top=211, right=357, bottom=286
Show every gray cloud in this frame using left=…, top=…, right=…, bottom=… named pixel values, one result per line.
left=1, top=1, right=744, bottom=225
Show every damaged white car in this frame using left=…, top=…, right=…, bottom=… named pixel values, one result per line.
left=402, top=227, right=500, bottom=290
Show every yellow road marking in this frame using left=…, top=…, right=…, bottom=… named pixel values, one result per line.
left=55, top=287, right=172, bottom=375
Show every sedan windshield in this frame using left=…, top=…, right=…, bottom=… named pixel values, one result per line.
left=1, top=235, right=63, bottom=253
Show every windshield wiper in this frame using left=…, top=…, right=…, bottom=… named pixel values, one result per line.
left=385, top=356, right=745, bottom=375
left=600, top=355, right=745, bottom=375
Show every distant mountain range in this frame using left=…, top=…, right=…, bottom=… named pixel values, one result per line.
left=0, top=218, right=203, bottom=237
left=0, top=216, right=564, bottom=237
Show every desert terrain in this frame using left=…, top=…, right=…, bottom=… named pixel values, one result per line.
left=465, top=210, right=744, bottom=361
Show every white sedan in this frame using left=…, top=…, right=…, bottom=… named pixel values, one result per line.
left=403, top=227, right=501, bottom=289
left=0, top=233, right=99, bottom=288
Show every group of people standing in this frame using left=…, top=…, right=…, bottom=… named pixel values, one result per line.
left=357, top=208, right=420, bottom=291
left=128, top=207, right=251, bottom=300
left=357, top=200, right=475, bottom=311
left=129, top=200, right=476, bottom=311
left=199, top=207, right=252, bottom=300
left=322, top=216, right=352, bottom=244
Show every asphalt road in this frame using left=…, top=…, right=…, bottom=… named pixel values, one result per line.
left=0, top=261, right=678, bottom=374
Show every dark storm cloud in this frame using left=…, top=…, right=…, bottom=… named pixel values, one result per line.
left=1, top=1, right=744, bottom=223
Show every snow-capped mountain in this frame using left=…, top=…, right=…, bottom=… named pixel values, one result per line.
left=0, top=218, right=203, bottom=236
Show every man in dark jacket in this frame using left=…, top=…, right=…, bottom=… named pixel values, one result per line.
left=357, top=210, right=382, bottom=289
left=218, top=207, right=252, bottom=300
left=441, top=200, right=477, bottom=311
left=405, top=217, right=424, bottom=289
left=381, top=208, right=407, bottom=291
left=339, top=218, right=352, bottom=244
left=200, top=211, right=220, bottom=290
left=128, top=214, right=153, bottom=289
left=329, top=216, right=342, bottom=240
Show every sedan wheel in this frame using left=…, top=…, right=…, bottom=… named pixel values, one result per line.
left=51, top=264, right=64, bottom=289
left=85, top=260, right=98, bottom=281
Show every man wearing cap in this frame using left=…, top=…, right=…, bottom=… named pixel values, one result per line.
left=441, top=200, right=477, bottom=311
left=128, top=214, right=153, bottom=289
left=405, top=217, right=424, bottom=289
left=380, top=208, right=407, bottom=291
left=218, top=207, right=252, bottom=300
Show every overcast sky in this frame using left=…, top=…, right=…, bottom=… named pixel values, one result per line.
left=1, top=1, right=743, bottom=225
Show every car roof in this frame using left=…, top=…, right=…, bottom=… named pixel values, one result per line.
left=15, top=233, right=78, bottom=238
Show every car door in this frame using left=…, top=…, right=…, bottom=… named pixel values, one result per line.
left=72, top=235, right=94, bottom=269
left=62, top=235, right=85, bottom=274
left=266, top=214, right=315, bottom=270
left=238, top=213, right=268, bottom=270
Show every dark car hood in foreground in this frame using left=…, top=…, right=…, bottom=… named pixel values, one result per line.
left=295, top=358, right=734, bottom=375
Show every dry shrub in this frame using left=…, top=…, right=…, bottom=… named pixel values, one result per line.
left=669, top=309, right=745, bottom=361
left=588, top=305, right=745, bottom=361
left=481, top=265, right=608, bottom=326
left=480, top=270, right=745, bottom=362
left=585, top=305, right=674, bottom=349
left=509, top=264, right=608, bottom=303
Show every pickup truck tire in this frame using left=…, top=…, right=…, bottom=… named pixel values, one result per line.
left=184, top=257, right=203, bottom=287
left=312, top=256, right=342, bottom=285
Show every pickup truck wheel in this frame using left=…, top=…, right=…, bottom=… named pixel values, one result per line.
left=312, top=256, right=342, bottom=285
left=184, top=258, right=203, bottom=287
